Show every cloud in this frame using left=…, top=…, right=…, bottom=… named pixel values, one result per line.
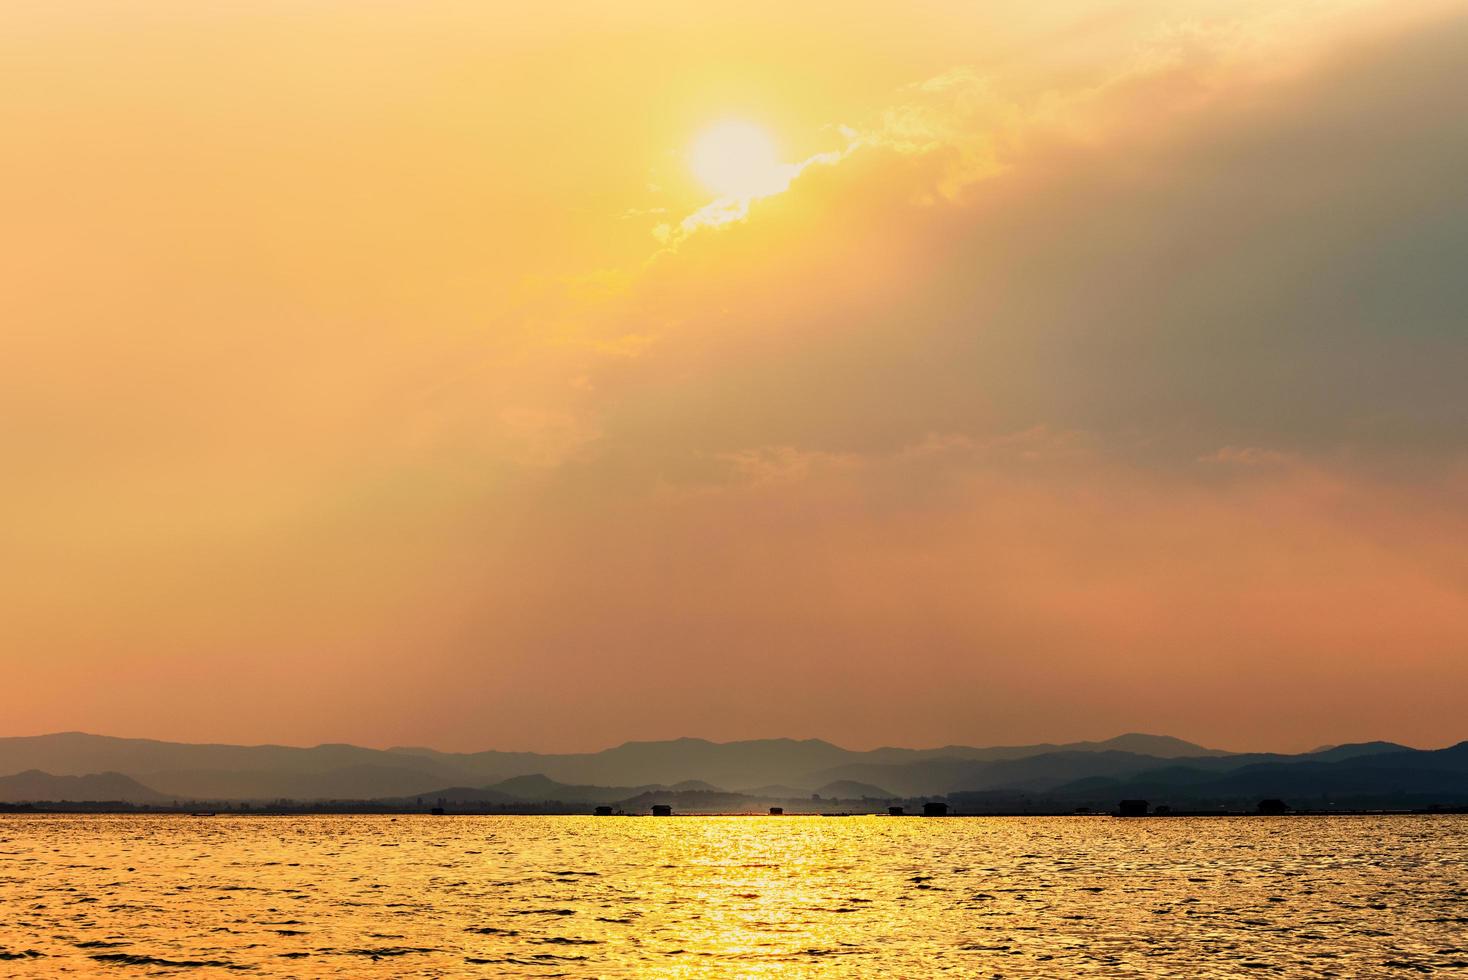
left=2, top=0, right=1465, bottom=750
left=573, top=3, right=1468, bottom=475
left=409, top=1, right=1468, bottom=749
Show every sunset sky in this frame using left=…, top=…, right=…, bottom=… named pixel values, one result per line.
left=4, top=0, right=1466, bottom=753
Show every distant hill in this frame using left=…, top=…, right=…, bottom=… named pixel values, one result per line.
left=803, top=749, right=1206, bottom=797
left=483, top=774, right=667, bottom=805
left=814, top=780, right=896, bottom=799
left=1303, top=741, right=1411, bottom=762
left=405, top=737, right=860, bottom=789
left=1035, top=742, right=1468, bottom=810
left=0, top=731, right=1228, bottom=801
left=411, top=777, right=916, bottom=811
left=616, top=789, right=762, bottom=813
left=0, top=732, right=469, bottom=801
left=738, top=784, right=810, bottom=798
left=4, top=731, right=1457, bottom=807
left=373, top=785, right=519, bottom=805
left=381, top=774, right=734, bottom=807
left=845, top=733, right=1229, bottom=769
left=0, top=770, right=167, bottom=804
left=144, top=764, right=463, bottom=802
left=0, top=732, right=464, bottom=779
left=383, top=733, right=1229, bottom=790
left=1085, top=734, right=1230, bottom=758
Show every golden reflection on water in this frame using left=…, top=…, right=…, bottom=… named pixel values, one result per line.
left=1, top=814, right=1466, bottom=977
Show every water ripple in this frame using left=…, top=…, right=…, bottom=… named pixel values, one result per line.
left=0, top=814, right=1464, bottom=977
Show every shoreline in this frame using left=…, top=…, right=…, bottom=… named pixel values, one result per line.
left=4, top=806, right=1465, bottom=817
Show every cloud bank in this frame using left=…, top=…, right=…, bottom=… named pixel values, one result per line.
left=1, top=0, right=1464, bottom=750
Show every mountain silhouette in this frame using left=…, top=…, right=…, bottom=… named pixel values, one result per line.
left=0, top=732, right=1221, bottom=800
left=1033, top=742, right=1468, bottom=810
left=0, top=769, right=167, bottom=804
left=2, top=732, right=1459, bottom=807
left=813, top=780, right=896, bottom=799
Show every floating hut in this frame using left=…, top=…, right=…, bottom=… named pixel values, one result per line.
left=768, top=806, right=784, bottom=815
left=1118, top=799, right=1149, bottom=817
left=594, top=805, right=614, bottom=816
left=922, top=801, right=949, bottom=817
left=888, top=805, right=905, bottom=816
left=1257, top=798, right=1291, bottom=814
left=651, top=804, right=673, bottom=817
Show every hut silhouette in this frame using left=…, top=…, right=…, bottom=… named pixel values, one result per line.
left=651, top=804, right=672, bottom=817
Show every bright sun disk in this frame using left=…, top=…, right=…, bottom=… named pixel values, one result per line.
left=689, top=121, right=786, bottom=200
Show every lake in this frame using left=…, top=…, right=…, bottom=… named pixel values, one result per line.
left=2, top=814, right=1465, bottom=976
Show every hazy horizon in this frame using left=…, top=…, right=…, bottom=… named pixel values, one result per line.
left=2, top=728, right=1453, bottom=759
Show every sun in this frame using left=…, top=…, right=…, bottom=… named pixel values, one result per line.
left=689, top=120, right=786, bottom=200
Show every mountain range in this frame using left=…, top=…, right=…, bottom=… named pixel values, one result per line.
left=0, top=731, right=1215, bottom=801
left=0, top=732, right=1462, bottom=811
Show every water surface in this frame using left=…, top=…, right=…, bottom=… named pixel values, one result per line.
left=2, top=814, right=1465, bottom=976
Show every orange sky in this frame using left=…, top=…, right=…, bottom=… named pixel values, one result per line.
left=3, top=0, right=1466, bottom=753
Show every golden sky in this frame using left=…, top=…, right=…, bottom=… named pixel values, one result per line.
left=3, top=0, right=1466, bottom=752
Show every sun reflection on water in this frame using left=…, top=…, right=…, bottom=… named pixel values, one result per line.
left=0, top=814, right=1465, bottom=977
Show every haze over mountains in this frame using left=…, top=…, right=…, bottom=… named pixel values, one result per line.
left=0, top=732, right=1214, bottom=800
left=2, top=732, right=1464, bottom=811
